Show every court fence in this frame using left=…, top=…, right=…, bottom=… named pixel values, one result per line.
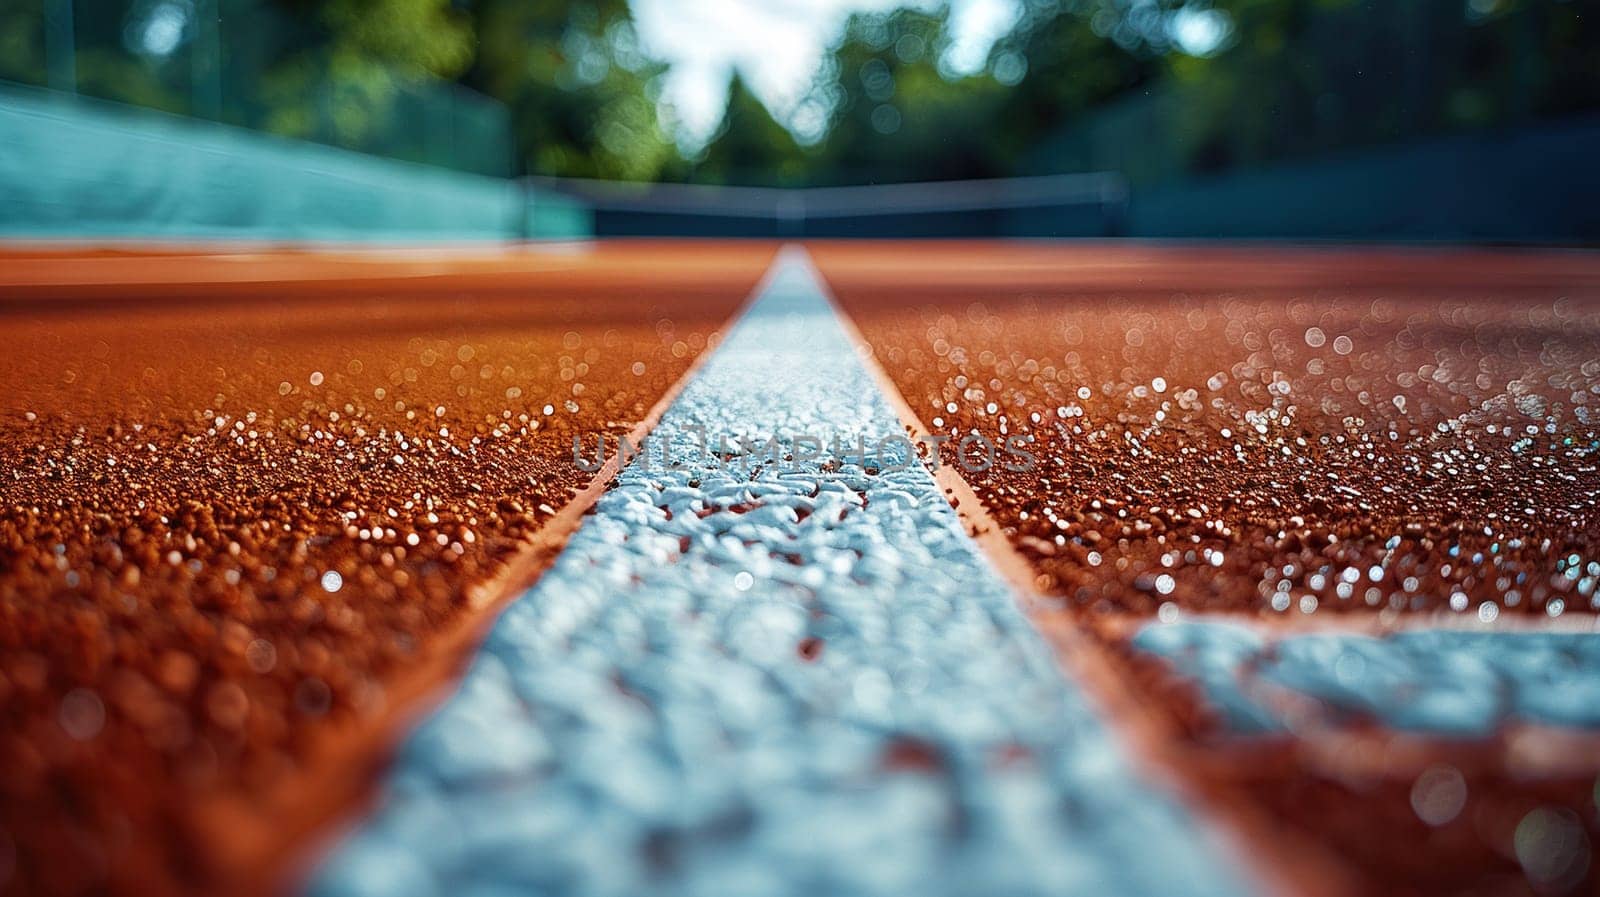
left=0, top=81, right=584, bottom=241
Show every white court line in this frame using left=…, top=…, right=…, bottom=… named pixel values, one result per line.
left=1133, top=619, right=1600, bottom=741
left=309, top=248, right=1255, bottom=897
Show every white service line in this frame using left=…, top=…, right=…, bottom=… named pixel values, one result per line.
left=1134, top=619, right=1600, bottom=735
left=309, top=248, right=1253, bottom=897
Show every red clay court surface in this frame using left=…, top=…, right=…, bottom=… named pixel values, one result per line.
left=0, top=243, right=771, bottom=896
left=3, top=241, right=1600, bottom=897
left=818, top=242, right=1600, bottom=896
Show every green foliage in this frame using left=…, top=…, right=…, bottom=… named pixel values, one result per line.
left=1086, top=0, right=1600, bottom=183
left=0, top=1, right=46, bottom=87
left=799, top=7, right=1008, bottom=184
left=994, top=1, right=1172, bottom=137
left=465, top=0, right=676, bottom=180
left=319, top=0, right=474, bottom=79
left=688, top=73, right=809, bottom=185
left=4, top=0, right=1597, bottom=186
left=254, top=0, right=475, bottom=153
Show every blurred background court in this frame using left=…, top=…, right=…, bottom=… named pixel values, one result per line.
left=2, top=0, right=1597, bottom=242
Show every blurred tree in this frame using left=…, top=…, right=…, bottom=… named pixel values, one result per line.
left=2, top=0, right=1596, bottom=185
left=797, top=6, right=1009, bottom=185
left=464, top=0, right=677, bottom=180
left=256, top=0, right=475, bottom=153
left=781, top=0, right=1600, bottom=189
left=6, top=0, right=481, bottom=161
left=30, top=0, right=201, bottom=114
left=690, top=72, right=810, bottom=185
left=318, top=0, right=474, bottom=77
left=0, top=0, right=46, bottom=88
left=990, top=0, right=1173, bottom=165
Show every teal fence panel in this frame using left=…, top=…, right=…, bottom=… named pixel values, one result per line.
left=523, top=188, right=594, bottom=241
left=0, top=83, right=590, bottom=241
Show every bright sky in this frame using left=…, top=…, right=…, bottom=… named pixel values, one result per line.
left=630, top=0, right=1021, bottom=145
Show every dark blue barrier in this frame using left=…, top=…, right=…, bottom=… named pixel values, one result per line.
left=1126, top=116, right=1600, bottom=243
left=536, top=175, right=1128, bottom=239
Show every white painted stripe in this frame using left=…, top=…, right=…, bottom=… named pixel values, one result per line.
left=1136, top=619, right=1600, bottom=735
left=310, top=248, right=1252, bottom=897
